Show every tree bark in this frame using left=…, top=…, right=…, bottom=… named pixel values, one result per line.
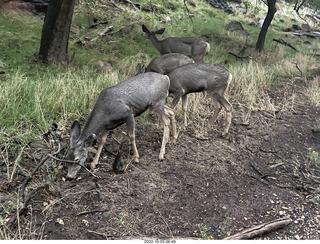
left=255, top=0, right=277, bottom=52
left=39, top=0, right=76, bottom=64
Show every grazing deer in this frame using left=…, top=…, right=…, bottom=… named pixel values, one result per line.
left=139, top=53, right=194, bottom=75
left=142, top=24, right=210, bottom=62
left=66, top=72, right=177, bottom=180
left=167, top=62, right=233, bottom=136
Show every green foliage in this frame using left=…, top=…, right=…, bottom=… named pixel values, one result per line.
left=0, top=0, right=319, bottom=141
left=0, top=12, right=42, bottom=73
left=308, top=148, right=320, bottom=167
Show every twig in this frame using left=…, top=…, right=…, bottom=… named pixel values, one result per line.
left=88, top=20, right=108, bottom=29
left=224, top=216, right=292, bottom=240
left=6, top=121, right=103, bottom=228
left=7, top=183, right=50, bottom=228
left=295, top=63, right=303, bottom=76
left=48, top=154, right=99, bottom=178
left=272, top=39, right=299, bottom=52
left=19, top=123, right=60, bottom=204
left=90, top=25, right=113, bottom=42
left=184, top=0, right=194, bottom=22
left=269, top=162, right=285, bottom=168
left=77, top=209, right=108, bottom=216
left=6, top=123, right=59, bottom=228
left=294, top=0, right=308, bottom=23
left=10, top=146, right=25, bottom=181
left=228, top=52, right=251, bottom=60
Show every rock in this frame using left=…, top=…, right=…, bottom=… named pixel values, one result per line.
left=0, top=0, right=48, bottom=16
left=186, top=0, right=196, bottom=7
left=226, top=21, right=249, bottom=36
left=96, top=61, right=112, bottom=72
left=310, top=76, right=320, bottom=85
left=205, top=0, right=234, bottom=14
left=230, top=0, right=242, bottom=3
left=292, top=23, right=300, bottom=30
left=163, top=16, right=171, bottom=23
left=238, top=7, right=247, bottom=14
left=301, top=24, right=311, bottom=32
left=258, top=19, right=264, bottom=28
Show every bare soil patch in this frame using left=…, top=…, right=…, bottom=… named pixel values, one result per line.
left=1, top=90, right=320, bottom=240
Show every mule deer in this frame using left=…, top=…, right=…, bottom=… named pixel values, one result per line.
left=66, top=72, right=177, bottom=180
left=139, top=53, right=194, bottom=75
left=167, top=62, right=233, bottom=135
left=142, top=25, right=210, bottom=62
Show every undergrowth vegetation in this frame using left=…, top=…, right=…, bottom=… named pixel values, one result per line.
left=0, top=0, right=320, bottom=240
left=0, top=0, right=319, bottom=146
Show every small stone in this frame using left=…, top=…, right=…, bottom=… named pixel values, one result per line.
left=279, top=210, right=286, bottom=216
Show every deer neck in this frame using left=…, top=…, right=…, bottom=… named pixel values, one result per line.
left=76, top=116, right=103, bottom=147
left=149, top=35, right=163, bottom=53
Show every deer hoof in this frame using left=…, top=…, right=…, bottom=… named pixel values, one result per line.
left=133, top=157, right=139, bottom=163
left=90, top=162, right=98, bottom=169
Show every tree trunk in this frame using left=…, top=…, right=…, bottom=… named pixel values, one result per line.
left=39, top=0, right=76, bottom=64
left=255, top=0, right=277, bottom=52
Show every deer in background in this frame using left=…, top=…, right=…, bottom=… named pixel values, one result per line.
left=167, top=62, right=233, bottom=136
left=142, top=24, right=210, bottom=62
left=136, top=53, right=194, bottom=75
left=66, top=72, right=177, bottom=180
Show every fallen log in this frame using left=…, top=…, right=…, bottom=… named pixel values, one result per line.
left=273, top=39, right=299, bottom=52
left=224, top=216, right=292, bottom=240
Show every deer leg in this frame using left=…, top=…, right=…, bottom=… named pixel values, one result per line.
left=216, top=95, right=233, bottom=136
left=181, top=95, right=188, bottom=127
left=126, top=115, right=139, bottom=163
left=209, top=96, right=222, bottom=125
left=164, top=105, right=177, bottom=144
left=170, top=97, right=179, bottom=110
left=91, top=131, right=108, bottom=169
left=158, top=109, right=171, bottom=161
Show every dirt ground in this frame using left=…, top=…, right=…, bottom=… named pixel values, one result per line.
left=1, top=88, right=320, bottom=240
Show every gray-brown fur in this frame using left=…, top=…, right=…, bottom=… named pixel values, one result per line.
left=145, top=53, right=194, bottom=75
left=142, top=25, right=210, bottom=62
left=66, top=72, right=177, bottom=179
left=167, top=62, right=233, bottom=135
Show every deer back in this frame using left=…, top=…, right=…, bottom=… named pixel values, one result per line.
left=146, top=53, right=194, bottom=74
left=142, top=25, right=210, bottom=62
left=167, top=62, right=231, bottom=96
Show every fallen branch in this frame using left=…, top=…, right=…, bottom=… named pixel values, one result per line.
left=184, top=0, right=194, bottom=22
left=273, top=39, right=299, bottom=52
left=88, top=20, right=108, bottom=29
left=91, top=25, right=113, bottom=42
left=224, top=216, right=292, bottom=240
left=19, top=123, right=60, bottom=204
left=6, top=183, right=50, bottom=228
left=228, top=52, right=251, bottom=60
left=6, top=123, right=95, bottom=228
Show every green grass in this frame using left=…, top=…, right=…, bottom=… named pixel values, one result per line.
left=0, top=0, right=319, bottom=142
left=0, top=13, right=42, bottom=73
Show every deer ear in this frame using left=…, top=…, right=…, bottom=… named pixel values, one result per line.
left=70, top=120, right=81, bottom=146
left=136, top=63, right=141, bottom=75
left=142, top=24, right=149, bottom=33
left=156, top=28, right=165, bottom=35
left=136, top=63, right=146, bottom=75
left=141, top=64, right=146, bottom=74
